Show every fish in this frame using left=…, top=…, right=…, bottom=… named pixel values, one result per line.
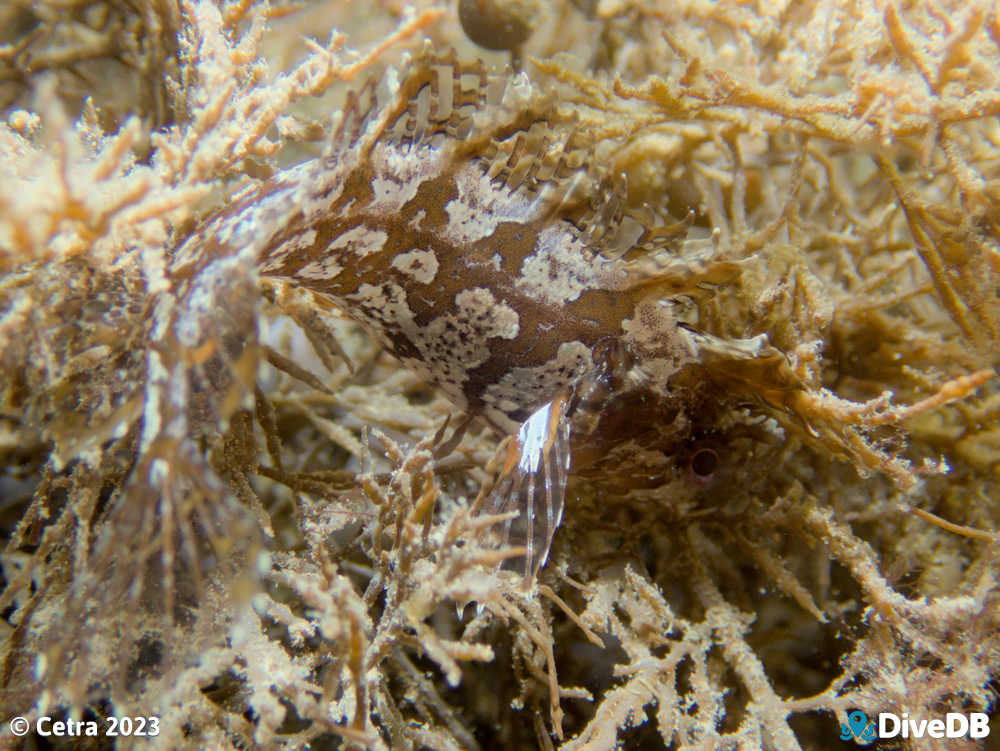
left=167, top=46, right=745, bottom=577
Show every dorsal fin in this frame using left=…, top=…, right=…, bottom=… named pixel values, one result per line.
left=328, top=46, right=521, bottom=151
left=573, top=172, right=626, bottom=248
left=387, top=47, right=496, bottom=145
left=327, top=75, right=381, bottom=153
left=327, top=46, right=629, bottom=255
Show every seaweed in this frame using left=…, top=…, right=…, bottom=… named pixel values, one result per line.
left=1, top=0, right=998, bottom=749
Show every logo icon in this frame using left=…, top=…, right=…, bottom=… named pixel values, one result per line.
left=840, top=710, right=877, bottom=744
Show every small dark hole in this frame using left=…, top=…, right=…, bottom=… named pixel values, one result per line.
left=405, top=386, right=434, bottom=405
left=690, top=448, right=719, bottom=478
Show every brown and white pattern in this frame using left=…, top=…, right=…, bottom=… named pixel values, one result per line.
left=165, top=48, right=734, bottom=577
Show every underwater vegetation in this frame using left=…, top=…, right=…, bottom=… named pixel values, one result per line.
left=1, top=0, right=999, bottom=748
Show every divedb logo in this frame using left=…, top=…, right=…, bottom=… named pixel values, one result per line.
left=840, top=710, right=990, bottom=744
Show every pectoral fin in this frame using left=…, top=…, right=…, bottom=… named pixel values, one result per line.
left=484, top=393, right=572, bottom=579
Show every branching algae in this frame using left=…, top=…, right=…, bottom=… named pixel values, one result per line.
left=1, top=0, right=999, bottom=749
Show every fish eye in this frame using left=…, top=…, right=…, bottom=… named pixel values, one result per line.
left=689, top=447, right=719, bottom=479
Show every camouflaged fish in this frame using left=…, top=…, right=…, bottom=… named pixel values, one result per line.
left=167, top=48, right=745, bottom=576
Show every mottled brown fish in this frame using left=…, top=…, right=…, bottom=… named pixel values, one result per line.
left=167, top=47, right=743, bottom=576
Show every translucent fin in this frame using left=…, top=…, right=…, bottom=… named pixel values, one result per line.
left=326, top=47, right=485, bottom=155
left=577, top=172, right=626, bottom=246
left=391, top=48, right=608, bottom=212
left=327, top=46, right=625, bottom=247
left=387, top=47, right=497, bottom=146
left=484, top=394, right=572, bottom=580
left=332, top=45, right=531, bottom=153
left=328, top=76, right=381, bottom=152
